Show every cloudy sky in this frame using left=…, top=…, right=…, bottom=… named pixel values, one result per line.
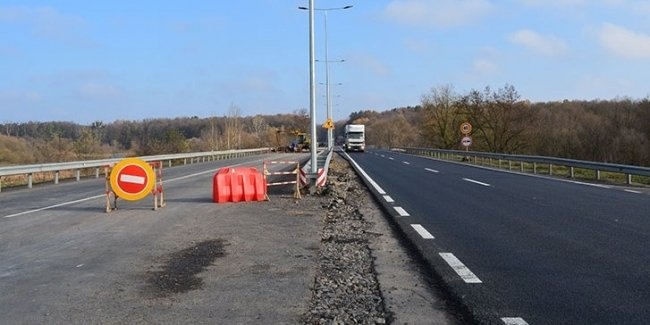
left=1, top=0, right=650, bottom=124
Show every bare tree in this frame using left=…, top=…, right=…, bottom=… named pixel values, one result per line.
left=420, top=85, right=464, bottom=149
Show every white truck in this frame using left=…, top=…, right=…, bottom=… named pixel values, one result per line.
left=344, top=124, right=365, bottom=152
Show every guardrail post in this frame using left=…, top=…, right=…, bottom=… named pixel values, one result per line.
left=95, top=167, right=100, bottom=178
left=55, top=171, right=59, bottom=184
left=76, top=169, right=81, bottom=182
left=28, top=173, right=33, bottom=188
left=520, top=162, right=524, bottom=172
left=596, top=170, right=601, bottom=181
left=570, top=167, right=575, bottom=179
left=533, top=162, right=537, bottom=174
left=549, top=164, right=553, bottom=176
left=627, top=174, right=632, bottom=185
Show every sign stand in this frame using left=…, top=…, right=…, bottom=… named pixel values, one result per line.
left=104, top=158, right=165, bottom=212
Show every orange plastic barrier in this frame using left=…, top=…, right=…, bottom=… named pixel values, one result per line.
left=213, top=167, right=267, bottom=203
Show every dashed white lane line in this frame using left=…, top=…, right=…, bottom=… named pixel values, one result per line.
left=501, top=317, right=529, bottom=325
left=388, top=157, right=395, bottom=160
left=403, top=161, right=410, bottom=165
left=394, top=207, right=410, bottom=217
left=439, top=252, right=482, bottom=283
left=383, top=195, right=394, bottom=203
left=425, top=168, right=439, bottom=173
left=462, top=178, right=491, bottom=187
left=571, top=181, right=610, bottom=189
left=411, top=224, right=434, bottom=239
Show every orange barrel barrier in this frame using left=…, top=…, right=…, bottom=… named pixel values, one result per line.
left=213, top=167, right=266, bottom=203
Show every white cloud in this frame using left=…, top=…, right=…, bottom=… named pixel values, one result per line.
left=0, top=5, right=93, bottom=47
left=77, top=83, right=122, bottom=100
left=473, top=58, right=499, bottom=75
left=514, top=0, right=587, bottom=6
left=599, top=22, right=650, bottom=59
left=509, top=29, right=568, bottom=56
left=350, top=53, right=391, bottom=77
left=0, top=90, right=42, bottom=102
left=382, top=0, right=494, bottom=28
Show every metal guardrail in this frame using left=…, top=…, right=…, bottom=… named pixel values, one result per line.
left=392, top=147, right=650, bottom=184
left=0, top=148, right=270, bottom=192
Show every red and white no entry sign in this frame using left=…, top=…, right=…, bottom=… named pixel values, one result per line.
left=109, top=158, right=155, bottom=201
left=461, top=136, right=473, bottom=147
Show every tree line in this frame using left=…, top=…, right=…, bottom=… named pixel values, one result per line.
left=1, top=84, right=649, bottom=166
left=357, top=84, right=650, bottom=166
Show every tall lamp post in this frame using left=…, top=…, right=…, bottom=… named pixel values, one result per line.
left=301, top=1, right=318, bottom=179
left=300, top=4, right=353, bottom=150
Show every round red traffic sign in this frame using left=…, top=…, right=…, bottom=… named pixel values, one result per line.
left=109, top=158, right=155, bottom=201
left=461, top=136, right=472, bottom=147
left=460, top=122, right=472, bottom=135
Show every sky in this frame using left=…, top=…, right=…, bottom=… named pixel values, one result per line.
left=1, top=0, right=650, bottom=125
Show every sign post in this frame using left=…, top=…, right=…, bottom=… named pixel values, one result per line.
left=106, top=158, right=163, bottom=212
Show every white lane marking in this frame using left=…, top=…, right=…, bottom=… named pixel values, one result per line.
left=344, top=152, right=387, bottom=195
left=3, top=195, right=104, bottom=219
left=394, top=207, right=410, bottom=217
left=571, top=181, right=610, bottom=189
left=383, top=195, right=394, bottom=203
left=120, top=174, right=145, bottom=185
left=403, top=161, right=410, bottom=165
left=439, top=252, right=482, bottom=283
left=462, top=178, right=491, bottom=187
left=425, top=168, right=439, bottom=173
left=411, top=224, right=434, bottom=239
left=1, top=163, right=249, bottom=219
left=501, top=317, right=529, bottom=325
left=388, top=157, right=395, bottom=160
left=380, top=154, right=385, bottom=158
left=624, top=189, right=642, bottom=194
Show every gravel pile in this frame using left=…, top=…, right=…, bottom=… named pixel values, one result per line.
left=302, top=156, right=389, bottom=325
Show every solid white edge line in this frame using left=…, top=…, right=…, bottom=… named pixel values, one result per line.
left=383, top=195, right=394, bottom=203
left=439, top=252, right=482, bottom=283
left=624, top=189, right=642, bottom=194
left=3, top=195, right=105, bottom=219
left=394, top=206, right=410, bottom=217
left=425, top=168, right=439, bottom=173
left=2, top=160, right=264, bottom=219
left=343, top=152, right=387, bottom=195
left=462, top=178, right=491, bottom=187
left=501, top=317, right=529, bottom=325
left=411, top=224, right=434, bottom=239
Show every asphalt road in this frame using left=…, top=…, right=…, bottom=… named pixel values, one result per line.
left=0, top=153, right=320, bottom=324
left=345, top=149, right=650, bottom=325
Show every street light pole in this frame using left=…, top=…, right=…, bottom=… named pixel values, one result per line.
left=300, top=4, right=352, bottom=151
left=308, top=0, right=318, bottom=178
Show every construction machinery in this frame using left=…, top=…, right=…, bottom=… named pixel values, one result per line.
left=275, top=128, right=311, bottom=152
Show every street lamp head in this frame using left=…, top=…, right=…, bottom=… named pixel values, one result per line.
left=299, top=5, right=354, bottom=11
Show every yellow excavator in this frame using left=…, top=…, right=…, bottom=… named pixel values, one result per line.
left=275, top=128, right=311, bottom=152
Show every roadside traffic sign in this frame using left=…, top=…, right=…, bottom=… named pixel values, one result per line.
left=109, top=158, right=155, bottom=201
left=322, top=118, right=335, bottom=129
left=461, top=136, right=472, bottom=147
left=460, top=122, right=472, bottom=135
